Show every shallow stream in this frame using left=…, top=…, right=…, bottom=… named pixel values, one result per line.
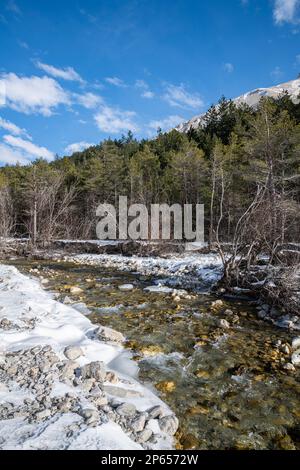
left=5, top=258, right=300, bottom=450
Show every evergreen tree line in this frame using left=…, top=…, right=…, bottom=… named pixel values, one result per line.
left=0, top=93, right=300, bottom=261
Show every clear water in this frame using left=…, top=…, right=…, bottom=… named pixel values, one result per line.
left=6, top=258, right=300, bottom=450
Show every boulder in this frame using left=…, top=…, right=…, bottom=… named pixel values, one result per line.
left=97, top=326, right=125, bottom=344
left=131, top=414, right=146, bottom=432
left=292, top=337, right=300, bottom=351
left=79, top=408, right=99, bottom=426
left=70, top=286, right=83, bottom=295
left=291, top=349, right=300, bottom=366
left=137, top=428, right=153, bottom=443
left=104, top=385, right=142, bottom=398
left=211, top=300, right=223, bottom=309
left=116, top=402, right=137, bottom=417
left=118, top=284, right=134, bottom=292
left=80, top=361, right=106, bottom=382
left=147, top=405, right=164, bottom=419
left=64, top=346, right=83, bottom=361
left=158, top=415, right=179, bottom=436
left=59, top=360, right=78, bottom=380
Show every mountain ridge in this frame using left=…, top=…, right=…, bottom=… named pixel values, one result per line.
left=175, top=77, right=300, bottom=133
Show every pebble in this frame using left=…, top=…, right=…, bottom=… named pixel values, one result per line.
left=280, top=344, right=291, bottom=355
left=283, top=363, right=296, bottom=372
left=219, top=319, right=230, bottom=329
left=70, top=286, right=83, bottom=295
left=224, top=309, right=234, bottom=315
left=211, top=300, right=224, bottom=309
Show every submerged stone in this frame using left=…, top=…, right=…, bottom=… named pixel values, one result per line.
left=155, top=381, right=176, bottom=393
left=180, top=433, right=199, bottom=450
left=118, top=284, right=134, bottom=292
left=140, top=344, right=164, bottom=356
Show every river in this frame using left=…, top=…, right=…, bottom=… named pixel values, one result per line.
left=5, top=257, right=300, bottom=450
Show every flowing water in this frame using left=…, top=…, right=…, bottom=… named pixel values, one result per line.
left=5, top=258, right=300, bottom=450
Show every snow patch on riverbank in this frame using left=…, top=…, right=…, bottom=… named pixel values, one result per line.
left=61, top=252, right=223, bottom=290
left=0, top=264, right=176, bottom=450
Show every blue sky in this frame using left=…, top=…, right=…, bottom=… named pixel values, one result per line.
left=0, top=0, right=300, bottom=165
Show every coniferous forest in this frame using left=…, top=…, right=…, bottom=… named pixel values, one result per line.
left=1, top=94, right=300, bottom=253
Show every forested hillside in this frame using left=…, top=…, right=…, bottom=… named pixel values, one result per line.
left=1, top=94, right=300, bottom=255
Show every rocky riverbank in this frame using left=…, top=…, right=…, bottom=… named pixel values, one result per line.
left=0, top=264, right=178, bottom=450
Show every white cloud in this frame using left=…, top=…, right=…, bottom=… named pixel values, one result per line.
left=35, top=61, right=85, bottom=84
left=105, top=77, right=127, bottom=88
left=65, top=141, right=95, bottom=154
left=0, top=143, right=31, bottom=165
left=142, top=90, right=155, bottom=99
left=18, top=40, right=29, bottom=49
left=163, top=84, right=204, bottom=110
left=271, top=66, right=284, bottom=81
left=148, top=115, right=183, bottom=132
left=0, top=116, right=30, bottom=138
left=273, top=0, right=300, bottom=24
left=135, top=79, right=148, bottom=89
left=74, top=92, right=103, bottom=109
left=0, top=81, right=5, bottom=106
left=79, top=8, right=97, bottom=24
left=0, top=73, right=70, bottom=116
left=296, top=54, right=300, bottom=63
left=6, top=0, right=21, bottom=15
left=223, top=62, right=234, bottom=73
left=94, top=106, right=139, bottom=134
left=135, top=79, right=155, bottom=99
left=3, top=135, right=54, bottom=161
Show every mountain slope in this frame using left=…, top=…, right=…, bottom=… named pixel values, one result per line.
left=175, top=78, right=300, bottom=133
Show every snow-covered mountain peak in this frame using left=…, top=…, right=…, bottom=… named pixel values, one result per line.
left=175, top=78, right=300, bottom=133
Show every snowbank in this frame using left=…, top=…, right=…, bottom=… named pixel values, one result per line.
left=0, top=264, right=176, bottom=450
left=61, top=252, right=223, bottom=290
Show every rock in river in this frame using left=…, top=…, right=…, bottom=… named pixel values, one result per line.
left=158, top=415, right=179, bottom=436
left=291, top=349, right=300, bottom=366
left=118, top=284, right=134, bottom=292
left=69, top=286, right=83, bottom=295
left=97, top=326, right=125, bottom=344
left=292, top=337, right=300, bottom=351
left=219, top=319, right=230, bottom=329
